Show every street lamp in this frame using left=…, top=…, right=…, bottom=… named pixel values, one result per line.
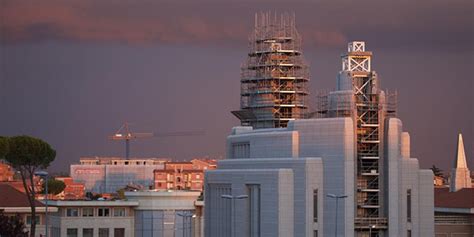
left=35, top=171, right=48, bottom=237
left=326, top=193, right=348, bottom=237
left=177, top=212, right=196, bottom=237
left=221, top=194, right=248, bottom=237
left=369, top=224, right=376, bottom=237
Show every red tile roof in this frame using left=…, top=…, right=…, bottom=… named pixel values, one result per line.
left=0, top=183, right=44, bottom=207
left=435, top=187, right=474, bottom=208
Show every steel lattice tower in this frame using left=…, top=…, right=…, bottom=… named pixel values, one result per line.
left=318, top=41, right=397, bottom=236
left=232, top=12, right=310, bottom=129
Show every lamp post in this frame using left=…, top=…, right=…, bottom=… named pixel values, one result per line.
left=35, top=171, right=48, bottom=237
left=221, top=194, right=248, bottom=237
left=369, top=224, right=376, bottom=237
left=177, top=212, right=196, bottom=237
left=327, top=193, right=348, bottom=237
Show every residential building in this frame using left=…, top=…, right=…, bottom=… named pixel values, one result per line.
left=0, top=183, right=58, bottom=237
left=71, top=157, right=168, bottom=193
left=204, top=13, right=434, bottom=237
left=54, top=177, right=85, bottom=200
left=0, top=161, right=14, bottom=181
left=48, top=200, right=138, bottom=237
left=125, top=190, right=202, bottom=237
left=153, top=159, right=216, bottom=191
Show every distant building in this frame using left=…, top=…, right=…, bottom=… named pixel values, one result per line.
left=153, top=159, right=216, bottom=191
left=0, top=161, right=14, bottom=181
left=125, top=190, right=202, bottom=237
left=434, top=134, right=474, bottom=236
left=48, top=200, right=138, bottom=237
left=0, top=183, right=59, bottom=237
left=449, top=134, right=472, bottom=192
left=70, top=157, right=168, bottom=193
left=54, top=177, right=85, bottom=200
left=434, top=188, right=474, bottom=236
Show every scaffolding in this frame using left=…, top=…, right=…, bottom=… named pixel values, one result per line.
left=316, top=42, right=398, bottom=236
left=232, top=12, right=309, bottom=129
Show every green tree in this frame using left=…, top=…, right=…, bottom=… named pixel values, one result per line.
left=0, top=136, right=9, bottom=159
left=431, top=165, right=444, bottom=177
left=0, top=211, right=28, bottom=237
left=4, top=136, right=56, bottom=237
left=42, top=179, right=66, bottom=195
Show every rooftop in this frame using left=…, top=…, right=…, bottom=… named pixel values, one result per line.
left=0, top=183, right=44, bottom=208
left=435, top=187, right=474, bottom=213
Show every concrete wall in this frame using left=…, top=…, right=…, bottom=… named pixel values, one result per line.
left=217, top=158, right=324, bottom=237
left=205, top=169, right=294, bottom=237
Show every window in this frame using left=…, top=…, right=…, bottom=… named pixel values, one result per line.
left=26, top=215, right=40, bottom=225
left=232, top=142, right=250, bottom=158
left=407, top=189, right=412, bottom=222
left=66, top=208, right=79, bottom=217
left=196, top=174, right=201, bottom=179
left=67, top=228, right=78, bottom=237
left=114, top=228, right=125, bottom=237
left=313, top=189, right=318, bottom=222
left=407, top=230, right=412, bottom=237
left=99, top=228, right=109, bottom=237
left=177, top=177, right=181, bottom=182
left=98, top=208, right=110, bottom=217
left=313, top=230, right=318, bottom=237
left=114, top=208, right=126, bottom=217
left=83, top=228, right=93, bottom=237
left=247, top=184, right=260, bottom=237
left=83, top=207, right=94, bottom=217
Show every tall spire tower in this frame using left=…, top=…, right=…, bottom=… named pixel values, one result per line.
left=450, top=133, right=472, bottom=192
left=232, top=12, right=309, bottom=129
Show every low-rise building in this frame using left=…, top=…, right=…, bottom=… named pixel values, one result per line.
left=48, top=200, right=138, bottom=237
left=153, top=159, right=216, bottom=191
left=434, top=187, right=474, bottom=236
left=71, top=157, right=168, bottom=193
left=54, top=177, right=85, bottom=200
left=125, top=190, right=201, bottom=237
left=0, top=183, right=58, bottom=237
left=0, top=161, right=14, bottom=181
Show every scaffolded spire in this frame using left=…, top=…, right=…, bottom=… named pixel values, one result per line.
left=450, top=133, right=472, bottom=192
left=232, top=11, right=310, bottom=129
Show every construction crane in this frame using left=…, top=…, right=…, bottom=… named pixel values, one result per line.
left=109, top=122, right=204, bottom=159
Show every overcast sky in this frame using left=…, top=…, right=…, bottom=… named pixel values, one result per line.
left=0, top=0, right=472, bottom=173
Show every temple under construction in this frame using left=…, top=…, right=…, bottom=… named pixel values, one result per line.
left=206, top=12, right=434, bottom=237
left=232, top=12, right=309, bottom=129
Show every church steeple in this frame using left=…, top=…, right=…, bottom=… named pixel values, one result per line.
left=450, top=133, right=472, bottom=192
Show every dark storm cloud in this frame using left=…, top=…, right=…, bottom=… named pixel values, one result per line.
left=1, top=0, right=472, bottom=49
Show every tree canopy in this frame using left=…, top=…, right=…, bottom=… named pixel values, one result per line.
left=0, top=211, right=28, bottom=237
left=431, top=165, right=444, bottom=177
left=0, top=136, right=9, bottom=159
left=42, top=179, right=66, bottom=195
left=3, top=135, right=56, bottom=237
left=5, top=136, right=55, bottom=169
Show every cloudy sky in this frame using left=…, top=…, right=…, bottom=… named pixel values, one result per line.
left=0, top=0, right=472, bottom=173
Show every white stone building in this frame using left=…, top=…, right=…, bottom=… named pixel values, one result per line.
left=204, top=41, right=434, bottom=237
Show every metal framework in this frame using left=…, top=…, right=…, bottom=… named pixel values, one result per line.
left=316, top=42, right=397, bottom=236
left=232, top=12, right=309, bottom=129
